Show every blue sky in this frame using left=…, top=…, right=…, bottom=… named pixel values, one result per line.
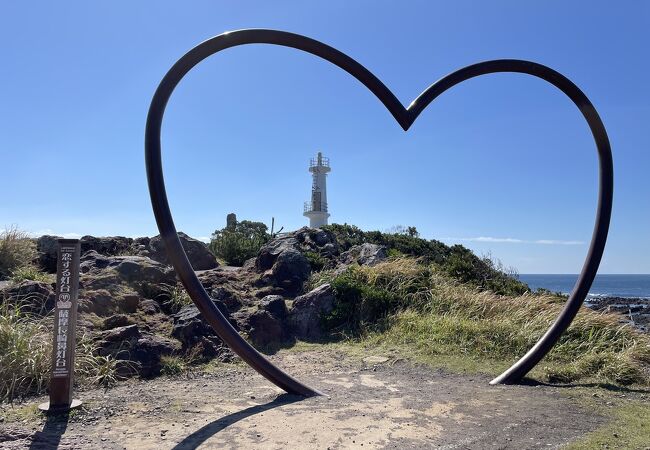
left=1, top=1, right=648, bottom=274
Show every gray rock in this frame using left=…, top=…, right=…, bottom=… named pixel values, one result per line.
left=259, top=295, right=288, bottom=319
left=270, top=249, right=311, bottom=295
left=132, top=334, right=180, bottom=377
left=211, top=286, right=242, bottom=311
left=341, top=243, right=387, bottom=267
left=79, top=251, right=111, bottom=273
left=103, top=314, right=131, bottom=330
left=147, top=232, right=218, bottom=270
left=171, top=305, right=235, bottom=361
left=80, top=236, right=134, bottom=256
left=255, top=236, right=299, bottom=271
left=36, top=235, right=59, bottom=273
left=96, top=325, right=179, bottom=377
left=255, top=238, right=311, bottom=295
left=246, top=310, right=286, bottom=347
left=115, top=256, right=173, bottom=284
left=139, top=299, right=161, bottom=315
left=98, top=324, right=141, bottom=343
left=288, top=284, right=335, bottom=339
left=1, top=280, right=55, bottom=315
left=294, top=227, right=339, bottom=255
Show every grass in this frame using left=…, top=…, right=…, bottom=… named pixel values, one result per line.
left=564, top=393, right=650, bottom=449
left=0, top=226, right=37, bottom=280
left=160, top=283, right=193, bottom=314
left=10, top=265, right=53, bottom=284
left=0, top=302, right=51, bottom=403
left=0, top=299, right=122, bottom=403
left=160, top=355, right=187, bottom=376
left=313, top=257, right=650, bottom=386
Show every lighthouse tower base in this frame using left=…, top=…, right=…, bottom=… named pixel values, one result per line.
left=304, top=211, right=329, bottom=228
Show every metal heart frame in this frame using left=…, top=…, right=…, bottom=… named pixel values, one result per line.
left=145, top=29, right=613, bottom=396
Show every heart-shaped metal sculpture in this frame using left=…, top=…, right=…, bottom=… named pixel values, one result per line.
left=145, top=29, right=613, bottom=396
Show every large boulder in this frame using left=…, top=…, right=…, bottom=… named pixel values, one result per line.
left=255, top=236, right=311, bottom=295
left=146, top=232, right=218, bottom=270
left=171, top=304, right=233, bottom=361
left=36, top=235, right=59, bottom=273
left=288, top=284, right=335, bottom=340
left=246, top=310, right=286, bottom=347
left=0, top=280, right=55, bottom=315
left=340, top=243, right=388, bottom=267
left=259, top=295, right=288, bottom=319
left=114, top=256, right=173, bottom=284
left=255, top=236, right=299, bottom=272
left=80, top=236, right=134, bottom=256
left=95, top=325, right=180, bottom=377
left=293, top=227, right=339, bottom=256
left=269, top=249, right=311, bottom=295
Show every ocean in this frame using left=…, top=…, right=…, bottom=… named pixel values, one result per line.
left=518, top=274, right=650, bottom=299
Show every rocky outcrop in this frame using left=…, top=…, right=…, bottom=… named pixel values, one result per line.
left=36, top=235, right=60, bottom=273
left=259, top=295, right=288, bottom=319
left=255, top=236, right=311, bottom=295
left=341, top=243, right=388, bottom=267
left=246, top=310, right=286, bottom=347
left=0, top=280, right=55, bottom=314
left=288, top=284, right=335, bottom=340
left=146, top=232, right=218, bottom=271
left=171, top=305, right=233, bottom=361
left=17, top=228, right=368, bottom=381
left=95, top=324, right=180, bottom=377
left=80, top=236, right=134, bottom=257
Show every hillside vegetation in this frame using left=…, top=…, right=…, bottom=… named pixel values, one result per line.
left=1, top=223, right=648, bottom=406
left=311, top=258, right=650, bottom=385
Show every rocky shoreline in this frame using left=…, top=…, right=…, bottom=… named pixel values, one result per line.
left=586, top=296, right=650, bottom=332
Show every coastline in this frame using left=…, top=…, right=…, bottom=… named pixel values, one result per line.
left=585, top=296, right=650, bottom=333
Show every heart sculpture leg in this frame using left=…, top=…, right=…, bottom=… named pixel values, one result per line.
left=145, top=29, right=612, bottom=393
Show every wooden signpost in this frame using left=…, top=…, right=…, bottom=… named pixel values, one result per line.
left=39, top=239, right=82, bottom=412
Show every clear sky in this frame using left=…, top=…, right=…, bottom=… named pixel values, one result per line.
left=1, top=1, right=648, bottom=274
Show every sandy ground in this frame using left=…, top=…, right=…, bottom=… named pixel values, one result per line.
left=0, top=347, right=610, bottom=449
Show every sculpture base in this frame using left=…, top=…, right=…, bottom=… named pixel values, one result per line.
left=38, top=399, right=82, bottom=414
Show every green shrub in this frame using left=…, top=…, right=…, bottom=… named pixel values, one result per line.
left=209, top=220, right=269, bottom=266
left=323, top=223, right=528, bottom=296
left=159, top=283, right=192, bottom=314
left=0, top=302, right=50, bottom=402
left=0, top=299, right=123, bottom=402
left=350, top=258, right=650, bottom=386
left=10, top=265, right=52, bottom=284
left=0, top=227, right=37, bottom=281
left=160, top=355, right=187, bottom=376
left=304, top=251, right=326, bottom=272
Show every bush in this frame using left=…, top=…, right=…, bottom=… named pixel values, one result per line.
left=160, top=355, right=187, bottom=376
left=304, top=251, right=327, bottom=272
left=323, top=223, right=529, bottom=296
left=209, top=220, right=269, bottom=266
left=0, top=227, right=37, bottom=281
left=0, top=297, right=122, bottom=402
left=0, top=302, right=50, bottom=402
left=341, top=258, right=650, bottom=386
left=10, top=265, right=51, bottom=284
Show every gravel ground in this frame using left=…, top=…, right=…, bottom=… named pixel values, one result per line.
left=0, top=347, right=611, bottom=449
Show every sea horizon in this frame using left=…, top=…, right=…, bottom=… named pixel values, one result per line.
left=518, top=273, right=650, bottom=299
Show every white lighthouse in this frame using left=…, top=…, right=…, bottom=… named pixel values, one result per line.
left=303, top=151, right=331, bottom=228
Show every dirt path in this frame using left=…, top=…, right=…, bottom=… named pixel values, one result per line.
left=1, top=347, right=613, bottom=449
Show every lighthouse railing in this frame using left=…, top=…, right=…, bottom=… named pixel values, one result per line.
left=304, top=201, right=328, bottom=213
left=309, top=157, right=330, bottom=168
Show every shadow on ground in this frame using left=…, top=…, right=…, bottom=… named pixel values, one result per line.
left=172, top=393, right=304, bottom=450
left=28, top=410, right=70, bottom=450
